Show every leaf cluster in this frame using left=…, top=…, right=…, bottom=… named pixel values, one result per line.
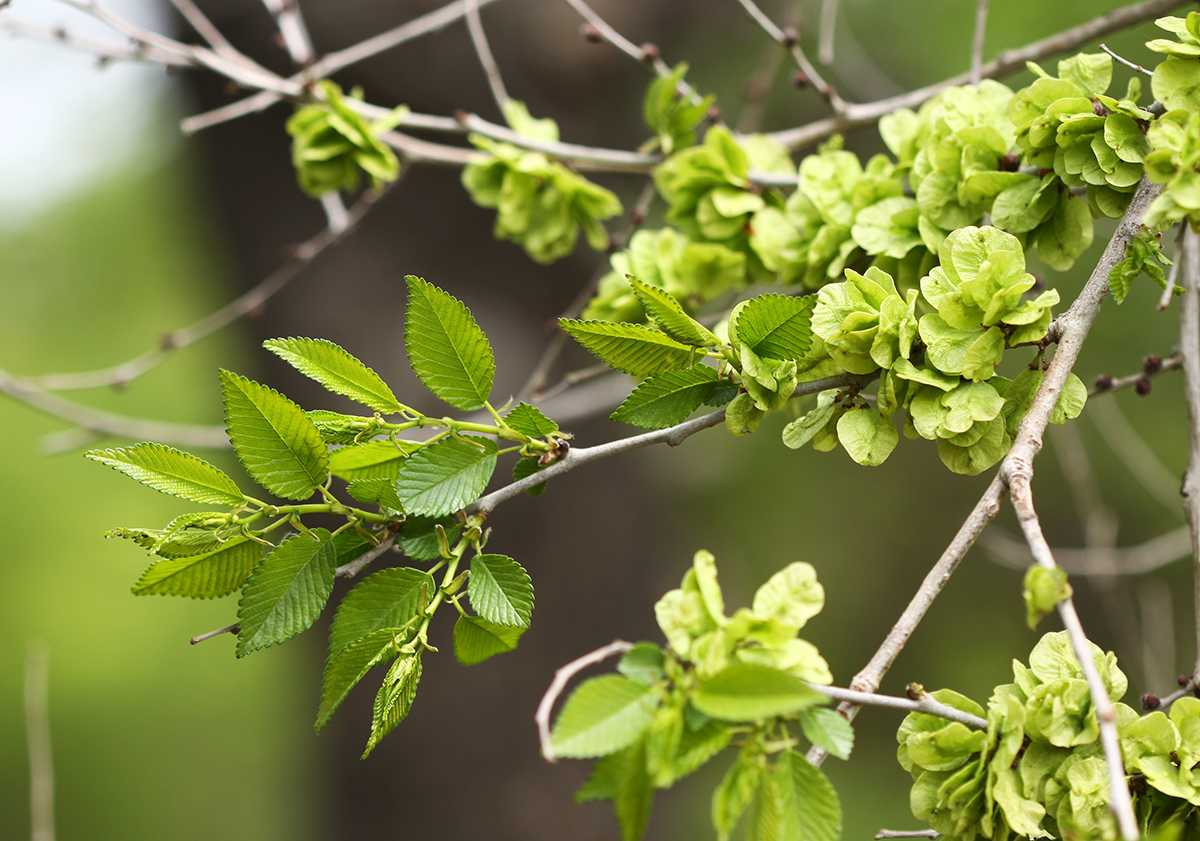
left=553, top=551, right=845, bottom=841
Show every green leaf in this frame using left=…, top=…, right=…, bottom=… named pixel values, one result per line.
left=731, top=294, right=816, bottom=362
left=618, top=643, right=667, bottom=686
left=611, top=367, right=720, bottom=429
left=799, top=707, right=854, bottom=760
left=397, top=516, right=459, bottom=561
left=220, top=370, right=329, bottom=500
left=512, top=456, right=548, bottom=497
left=551, top=675, right=659, bottom=758
left=394, top=435, right=498, bottom=517
left=504, top=402, right=559, bottom=438
left=328, top=440, right=419, bottom=481
left=131, top=538, right=261, bottom=598
left=1023, top=566, right=1072, bottom=629
left=783, top=750, right=842, bottom=841
left=263, top=337, right=403, bottom=414
left=713, top=749, right=763, bottom=841
left=628, top=275, right=720, bottom=346
left=467, top=553, right=534, bottom=628
left=752, top=562, right=824, bottom=631
left=86, top=443, right=245, bottom=507
left=558, top=319, right=695, bottom=376
left=836, top=409, right=898, bottom=466
left=404, top=275, right=496, bottom=410
left=316, top=628, right=401, bottom=732
left=344, top=478, right=405, bottom=511
left=362, top=653, right=422, bottom=758
left=693, top=663, right=826, bottom=721
left=236, top=529, right=341, bottom=656
left=329, top=567, right=434, bottom=655
left=577, top=740, right=655, bottom=841
left=452, top=614, right=525, bottom=665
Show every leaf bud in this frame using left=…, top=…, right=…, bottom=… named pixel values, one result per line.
left=580, top=24, right=602, bottom=43
left=640, top=42, right=660, bottom=64
left=1093, top=100, right=1108, bottom=118
left=1145, top=354, right=1163, bottom=374
left=781, top=26, right=798, bottom=47
left=1093, top=374, right=1113, bottom=392
left=1180, top=675, right=1191, bottom=687
left=792, top=71, right=810, bottom=89
left=905, top=682, right=924, bottom=700
left=1136, top=376, right=1152, bottom=396
left=1141, top=693, right=1161, bottom=710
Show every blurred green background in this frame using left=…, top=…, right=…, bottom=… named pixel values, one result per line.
left=1, top=0, right=1195, bottom=839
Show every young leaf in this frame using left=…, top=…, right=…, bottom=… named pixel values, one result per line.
left=692, top=663, right=826, bottom=721
left=713, top=749, right=763, bottom=841
left=362, top=652, right=422, bottom=758
left=236, top=528, right=341, bottom=656
left=316, top=628, right=401, bottom=732
left=731, top=294, right=815, bottom=362
left=799, top=707, right=855, bottom=761
left=783, top=750, right=842, bottom=841
left=575, top=741, right=655, bottom=841
left=559, top=319, right=695, bottom=376
left=512, top=457, right=548, bottom=497
left=220, top=370, right=329, bottom=500
left=551, top=675, right=659, bottom=758
left=618, top=643, right=667, bottom=686
left=628, top=276, right=720, bottom=346
left=87, top=443, right=246, bottom=507
left=611, top=367, right=720, bottom=429
left=404, top=275, right=495, bottom=410
left=131, top=538, right=261, bottom=598
left=263, top=337, right=404, bottom=414
left=397, top=516, right=460, bottom=561
left=453, top=614, right=525, bottom=665
left=467, top=553, right=534, bottom=628
left=344, top=478, right=404, bottom=511
left=328, top=440, right=420, bottom=481
left=329, top=567, right=434, bottom=655
left=395, top=435, right=498, bottom=516
left=504, top=402, right=559, bottom=438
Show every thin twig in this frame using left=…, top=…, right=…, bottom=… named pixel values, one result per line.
left=465, top=0, right=509, bottom=111
left=29, top=184, right=395, bottom=392
left=560, top=0, right=646, bottom=63
left=0, top=14, right=189, bottom=66
left=261, top=0, right=315, bottom=67
left=985, top=524, right=1191, bottom=576
left=1178, top=227, right=1200, bottom=681
left=467, top=374, right=864, bottom=517
left=818, top=0, right=838, bottom=65
left=767, top=0, right=1184, bottom=151
left=1090, top=350, right=1183, bottom=397
left=335, top=533, right=398, bottom=578
left=167, top=0, right=240, bottom=62
left=810, top=684, right=987, bottom=729
left=971, top=0, right=989, bottom=85
left=25, top=640, right=54, bottom=841
left=190, top=623, right=238, bottom=644
left=537, top=640, right=633, bottom=762
left=1100, top=42, right=1154, bottom=78
left=733, top=0, right=847, bottom=115
left=875, top=831, right=939, bottom=839
left=1088, top=397, right=1185, bottom=519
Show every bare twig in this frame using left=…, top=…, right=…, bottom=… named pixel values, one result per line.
left=29, top=184, right=395, bottom=392
left=261, top=0, right=315, bottom=67
left=818, top=0, right=838, bottom=65
left=465, top=0, right=509, bottom=111
left=768, top=0, right=1185, bottom=151
left=0, top=14, right=189, bottom=66
left=190, top=623, right=238, bottom=644
left=1159, top=228, right=1185, bottom=311
left=971, top=0, right=989, bottom=85
left=875, top=831, right=940, bottom=839
left=335, top=533, right=398, bottom=578
left=1178, top=228, right=1200, bottom=681
left=560, top=0, right=647, bottom=64
left=1100, top=42, right=1154, bottom=78
left=1088, top=397, right=1185, bottom=518
left=733, top=0, right=847, bottom=115
left=167, top=0, right=240, bottom=62
left=1090, top=350, right=1183, bottom=397
left=537, top=640, right=633, bottom=762
left=984, top=524, right=1191, bottom=576
left=25, top=641, right=54, bottom=841
left=811, top=684, right=987, bottom=729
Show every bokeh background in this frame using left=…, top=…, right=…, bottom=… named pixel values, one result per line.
left=0, top=0, right=1194, bottom=838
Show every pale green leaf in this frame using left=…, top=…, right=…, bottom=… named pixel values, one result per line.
left=87, top=443, right=245, bottom=507
left=131, top=537, right=261, bottom=598
left=836, top=409, right=898, bottom=466
left=752, top=562, right=824, bottom=631
left=329, top=567, right=434, bottom=655
left=220, top=370, right=329, bottom=500
left=344, top=478, right=404, bottom=511
left=362, top=653, right=422, bottom=758
left=799, top=707, right=854, bottom=760
left=394, top=435, right=498, bottom=516
left=264, top=337, right=404, bottom=413
left=731, top=294, right=815, bottom=362
left=404, top=275, right=495, bottom=410
left=236, top=528, right=341, bottom=656
left=693, top=663, right=826, bottom=721
left=453, top=614, right=525, bottom=664
left=559, top=319, right=695, bottom=376
left=551, top=675, right=659, bottom=758
left=713, top=750, right=763, bottom=841
left=618, top=643, right=667, bottom=686
left=467, top=553, right=534, bottom=628
left=316, top=627, right=401, bottom=732
left=1023, top=566, right=1072, bottom=629
left=504, top=402, right=559, bottom=438
left=628, top=275, right=720, bottom=346
left=575, top=740, right=655, bottom=841
left=784, top=750, right=842, bottom=841
left=611, top=367, right=720, bottom=429
left=328, top=439, right=419, bottom=481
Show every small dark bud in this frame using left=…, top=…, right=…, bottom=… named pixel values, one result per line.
left=272, top=32, right=287, bottom=50
left=818, top=84, right=834, bottom=103
left=1093, top=374, right=1113, bottom=392
left=52, top=26, right=67, bottom=39
left=781, top=26, right=798, bottom=47
left=1145, top=354, right=1164, bottom=374
left=580, top=24, right=602, bottom=43
left=1030, top=274, right=1045, bottom=290
left=1142, top=693, right=1161, bottom=710
left=454, top=110, right=469, bottom=123
left=280, top=243, right=301, bottom=261
left=112, top=378, right=131, bottom=392
left=999, top=153, right=1021, bottom=172
left=640, top=43, right=660, bottom=64
left=1130, top=773, right=1147, bottom=795
left=245, top=303, right=266, bottom=319
left=792, top=70, right=810, bottom=89
left=1172, top=750, right=1182, bottom=766
left=631, top=210, right=647, bottom=226
left=1136, top=376, right=1152, bottom=396
left=97, top=55, right=113, bottom=70
left=1180, top=675, right=1191, bottom=687
left=905, top=682, right=924, bottom=700
left=1093, top=100, right=1108, bottom=118
left=706, top=105, right=721, bottom=123
left=159, top=332, right=178, bottom=350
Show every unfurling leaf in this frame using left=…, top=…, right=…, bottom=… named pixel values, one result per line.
left=362, top=653, right=422, bottom=758
left=316, top=628, right=401, bottom=732
left=1023, top=566, right=1072, bottom=629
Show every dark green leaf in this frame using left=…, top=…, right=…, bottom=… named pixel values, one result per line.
left=131, top=538, right=261, bottom=598
left=467, top=553, right=534, bottom=628
left=713, top=749, right=763, bottom=841
left=220, top=370, right=329, bottom=500
left=87, top=443, right=245, bottom=506
left=512, top=456, right=548, bottom=497
left=576, top=740, right=655, bottom=841
left=611, top=367, right=720, bottom=429
left=397, top=516, right=459, bottom=561
left=618, top=643, right=667, bottom=686
left=236, top=528, right=340, bottom=656
left=344, top=478, right=404, bottom=511
left=395, top=436, right=498, bottom=516
left=453, top=614, right=525, bottom=664
left=405, top=275, right=495, bottom=410
left=264, top=337, right=404, bottom=413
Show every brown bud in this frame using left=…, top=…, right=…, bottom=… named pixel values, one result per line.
left=580, top=24, right=602, bottom=43
left=781, top=26, right=798, bottom=47
left=272, top=31, right=287, bottom=50
left=1093, top=100, right=1108, bottom=117
left=1180, top=675, right=1191, bottom=687
left=905, top=682, right=924, bottom=700
left=1142, top=693, right=1161, bottom=710
left=1136, top=376, right=1152, bottom=396
left=1145, top=354, right=1164, bottom=374
left=159, top=332, right=178, bottom=350
left=640, top=42, right=660, bottom=64
left=1093, top=374, right=1113, bottom=392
